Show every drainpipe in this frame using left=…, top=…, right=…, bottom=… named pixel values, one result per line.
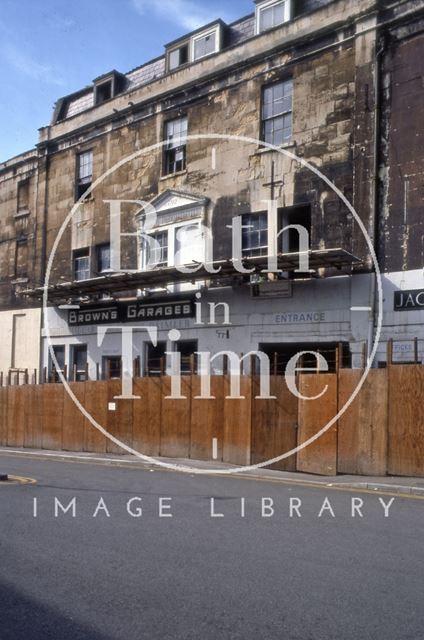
left=38, top=139, right=51, bottom=379
left=367, top=32, right=386, bottom=364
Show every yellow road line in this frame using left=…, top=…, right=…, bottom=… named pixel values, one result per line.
left=1, top=451, right=423, bottom=501
left=0, top=474, right=37, bottom=486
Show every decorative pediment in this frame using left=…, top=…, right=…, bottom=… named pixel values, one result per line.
left=144, top=190, right=209, bottom=228
left=151, top=189, right=209, bottom=213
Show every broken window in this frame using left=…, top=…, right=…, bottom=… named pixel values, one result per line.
left=76, top=150, right=93, bottom=200
left=163, top=117, right=188, bottom=175
left=262, top=79, right=293, bottom=146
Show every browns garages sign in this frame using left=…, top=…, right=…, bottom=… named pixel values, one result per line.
left=68, top=299, right=194, bottom=326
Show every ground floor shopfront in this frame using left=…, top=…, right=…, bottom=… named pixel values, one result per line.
left=41, top=269, right=424, bottom=381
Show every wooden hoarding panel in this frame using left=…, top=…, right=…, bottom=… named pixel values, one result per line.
left=388, top=365, right=424, bottom=477
left=0, top=387, right=7, bottom=446
left=297, top=374, right=338, bottom=476
left=83, top=381, right=108, bottom=454
left=338, top=369, right=388, bottom=476
left=190, top=376, right=224, bottom=462
left=42, top=384, right=64, bottom=451
left=160, top=377, right=191, bottom=459
left=7, top=386, right=26, bottom=447
left=106, top=380, right=134, bottom=455
left=62, top=383, right=86, bottom=452
left=132, top=378, right=161, bottom=457
left=251, top=376, right=297, bottom=472
left=25, top=386, right=44, bottom=449
left=223, top=376, right=252, bottom=466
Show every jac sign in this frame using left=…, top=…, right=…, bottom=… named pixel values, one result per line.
left=394, top=289, right=424, bottom=311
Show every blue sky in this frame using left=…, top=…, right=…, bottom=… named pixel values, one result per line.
left=0, top=0, right=253, bottom=162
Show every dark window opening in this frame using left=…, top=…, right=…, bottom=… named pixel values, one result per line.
left=259, top=342, right=351, bottom=375
left=278, top=205, right=311, bottom=254
left=73, top=248, right=90, bottom=281
left=76, top=150, right=93, bottom=201
left=169, top=44, right=189, bottom=70
left=71, top=345, right=88, bottom=382
left=95, top=81, right=112, bottom=105
left=262, top=79, right=293, bottom=146
left=146, top=342, right=167, bottom=377
left=96, top=243, right=111, bottom=273
left=103, top=356, right=122, bottom=380
left=49, top=345, right=65, bottom=381
left=163, top=117, right=187, bottom=175
left=179, top=340, right=198, bottom=375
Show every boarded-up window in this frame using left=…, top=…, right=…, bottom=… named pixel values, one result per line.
left=15, top=239, right=28, bottom=278
left=17, top=180, right=30, bottom=212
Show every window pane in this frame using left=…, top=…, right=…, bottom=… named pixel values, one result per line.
left=147, top=231, right=168, bottom=266
left=74, top=255, right=90, bottom=281
left=273, top=2, right=285, bottom=25
left=166, top=117, right=187, bottom=149
left=260, top=6, right=274, bottom=31
left=78, top=151, right=92, bottom=180
left=169, top=49, right=180, bottom=70
left=194, top=32, right=216, bottom=59
left=262, top=79, right=292, bottom=144
left=242, top=214, right=268, bottom=256
left=259, top=2, right=286, bottom=32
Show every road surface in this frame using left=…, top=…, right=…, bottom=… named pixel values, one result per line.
left=0, top=453, right=423, bottom=640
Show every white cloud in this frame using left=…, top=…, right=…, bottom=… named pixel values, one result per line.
left=132, top=0, right=227, bottom=31
left=1, top=43, right=64, bottom=86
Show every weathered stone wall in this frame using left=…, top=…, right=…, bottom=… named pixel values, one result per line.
left=379, top=27, right=424, bottom=272
left=43, top=28, right=375, bottom=285
left=0, top=152, right=39, bottom=309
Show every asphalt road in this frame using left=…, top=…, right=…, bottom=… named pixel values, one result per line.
left=0, top=454, right=423, bottom=640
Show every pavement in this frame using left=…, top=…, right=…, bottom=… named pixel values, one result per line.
left=1, top=446, right=424, bottom=496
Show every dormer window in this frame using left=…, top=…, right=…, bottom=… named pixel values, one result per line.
left=165, top=21, right=224, bottom=72
left=192, top=28, right=219, bottom=61
left=256, top=0, right=291, bottom=34
left=168, top=43, right=190, bottom=71
left=93, top=70, right=126, bottom=106
left=96, top=80, right=112, bottom=104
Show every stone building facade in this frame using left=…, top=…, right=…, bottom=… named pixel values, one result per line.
left=0, top=0, right=423, bottom=380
